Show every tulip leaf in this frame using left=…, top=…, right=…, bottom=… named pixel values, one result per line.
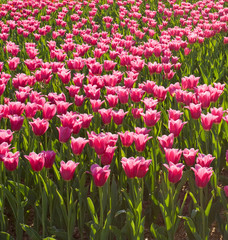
left=179, top=216, right=201, bottom=240
left=87, top=197, right=99, bottom=225
left=55, top=189, right=68, bottom=226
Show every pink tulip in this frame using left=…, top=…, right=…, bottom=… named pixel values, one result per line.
left=134, top=134, right=152, bottom=152
left=168, top=119, right=187, bottom=137
left=101, top=146, right=117, bottom=165
left=118, top=131, right=135, bottom=147
left=30, top=118, right=49, bottom=136
left=25, top=152, right=45, bottom=172
left=141, top=109, right=161, bottom=127
left=196, top=154, right=215, bottom=167
left=90, top=164, right=110, bottom=187
left=164, top=148, right=182, bottom=164
left=0, top=129, right=13, bottom=144
left=71, top=137, right=89, bottom=155
left=57, top=127, right=72, bottom=143
left=163, top=162, right=185, bottom=183
left=112, top=109, right=128, bottom=125
left=201, top=113, right=217, bottom=131
left=3, top=151, right=20, bottom=171
left=157, top=133, right=174, bottom=151
left=185, top=103, right=202, bottom=119
left=121, top=156, right=152, bottom=178
left=41, top=150, right=56, bottom=169
left=191, top=164, right=213, bottom=188
left=60, top=160, right=79, bottom=181
left=183, top=148, right=198, bottom=166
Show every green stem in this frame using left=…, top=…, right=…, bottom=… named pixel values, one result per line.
left=99, top=187, right=104, bottom=226
left=38, top=173, right=45, bottom=238
left=200, top=188, right=206, bottom=240
left=0, top=162, right=5, bottom=231
left=67, top=181, right=71, bottom=240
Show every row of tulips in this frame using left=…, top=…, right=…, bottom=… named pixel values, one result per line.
left=0, top=0, right=227, bottom=239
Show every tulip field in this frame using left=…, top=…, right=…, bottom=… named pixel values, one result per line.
left=0, top=0, right=228, bottom=239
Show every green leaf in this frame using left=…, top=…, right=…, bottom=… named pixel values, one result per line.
left=87, top=197, right=99, bottom=225
left=20, top=224, right=41, bottom=240
left=205, top=194, right=214, bottom=217
left=55, top=189, right=68, bottom=226
left=179, top=216, right=201, bottom=240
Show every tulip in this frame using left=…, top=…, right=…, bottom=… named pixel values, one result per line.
left=196, top=153, right=215, bottom=167
left=168, top=119, right=187, bottom=137
left=191, top=164, right=213, bottom=188
left=163, top=162, right=185, bottom=183
left=118, top=131, right=134, bottom=147
left=101, top=146, right=117, bottom=165
left=57, top=127, right=72, bottom=143
left=98, top=108, right=113, bottom=125
left=185, top=103, right=202, bottom=119
left=9, top=115, right=24, bottom=131
left=3, top=151, right=20, bottom=171
left=210, top=107, right=224, bottom=124
left=71, top=137, right=89, bottom=155
left=201, top=113, right=217, bottom=131
left=183, top=148, right=198, bottom=166
left=121, top=156, right=152, bottom=178
left=112, top=109, right=128, bottom=125
left=164, top=148, right=182, bottom=164
left=0, top=142, right=10, bottom=161
left=167, top=109, right=183, bottom=120
left=30, top=118, right=49, bottom=136
left=134, top=134, right=152, bottom=152
left=90, top=164, right=110, bottom=187
left=157, top=133, right=174, bottom=151
left=135, top=127, right=151, bottom=135
left=141, top=109, right=161, bottom=127
left=0, top=129, right=13, bottom=144
left=60, top=160, right=79, bottom=181
left=25, top=152, right=45, bottom=172
left=41, top=150, right=56, bottom=169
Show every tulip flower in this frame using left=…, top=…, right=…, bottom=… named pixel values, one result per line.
left=118, top=131, right=134, bottom=147
left=196, top=153, right=215, bottom=167
left=90, top=164, right=110, bottom=187
left=191, top=164, right=213, bottom=188
left=164, top=148, right=182, bottom=164
left=60, top=160, right=79, bottom=181
left=168, top=119, right=187, bottom=137
left=163, top=162, right=185, bottom=183
left=57, top=127, right=72, bottom=143
left=3, top=151, right=20, bottom=171
left=0, top=129, right=13, bottom=144
left=71, top=137, right=89, bottom=155
left=185, top=103, right=202, bottom=119
left=9, top=115, right=24, bottom=131
left=134, top=134, right=152, bottom=152
left=201, top=113, right=217, bottom=131
left=25, top=152, right=45, bottom=172
left=183, top=148, right=198, bottom=166
left=30, top=118, right=49, bottom=136
left=121, top=157, right=152, bottom=178
left=41, top=150, right=56, bottom=169
left=158, top=133, right=174, bottom=151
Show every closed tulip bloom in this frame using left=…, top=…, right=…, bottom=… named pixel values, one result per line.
left=57, top=127, right=72, bottom=143
left=183, top=148, right=198, bottom=166
left=134, top=134, right=152, bottom=152
left=191, top=164, right=213, bottom=188
left=185, top=103, right=202, bottom=119
left=25, top=152, right=45, bottom=172
left=80, top=114, right=93, bottom=129
left=164, top=148, right=182, bottom=164
left=157, top=133, right=174, bottom=151
left=224, top=186, right=228, bottom=197
left=196, top=153, right=215, bottom=167
left=168, top=119, right=187, bottom=137
left=41, top=150, right=56, bottom=169
left=105, top=94, right=118, bottom=107
left=8, top=101, right=25, bottom=116
left=198, top=91, right=211, bottom=109
left=0, top=129, right=13, bottom=144
left=121, top=157, right=152, bottom=178
left=90, top=164, right=110, bottom=187
left=118, top=131, right=134, bottom=147
left=117, top=87, right=129, bottom=104
left=112, top=109, right=128, bottom=125
left=30, top=118, right=49, bottom=136
left=141, top=109, right=161, bottom=127
left=60, top=160, right=79, bottom=181
left=9, top=115, right=24, bottom=131
left=55, top=101, right=72, bottom=115
left=71, top=137, right=89, bottom=155
left=101, top=146, right=117, bottom=165
left=3, top=151, right=20, bottom=171
left=42, top=103, right=57, bottom=120
left=163, top=162, right=185, bottom=183
left=132, top=107, right=144, bottom=119
left=92, top=135, right=109, bottom=155
left=98, top=108, right=113, bottom=125
left=25, top=103, right=38, bottom=119
left=201, top=113, right=217, bottom=131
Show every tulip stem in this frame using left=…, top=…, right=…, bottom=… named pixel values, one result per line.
left=0, top=162, right=5, bottom=230
left=67, top=181, right=71, bottom=240
left=200, top=188, right=206, bottom=240
left=99, top=187, right=104, bottom=226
